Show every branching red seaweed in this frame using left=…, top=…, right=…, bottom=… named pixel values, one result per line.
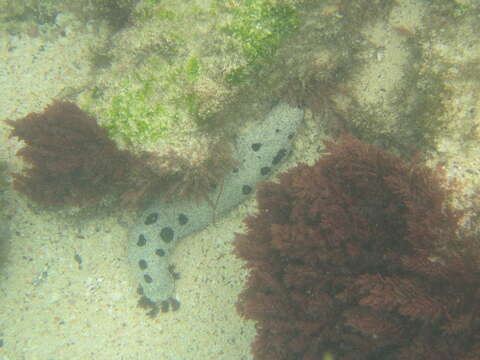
left=6, top=100, right=135, bottom=206
left=234, top=136, right=480, bottom=360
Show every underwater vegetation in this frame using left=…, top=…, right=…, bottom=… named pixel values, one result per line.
left=5, top=101, right=135, bottom=207
left=102, top=77, right=172, bottom=146
left=0, top=0, right=137, bottom=35
left=63, top=0, right=138, bottom=31
left=5, top=100, right=235, bottom=209
left=76, top=0, right=477, bottom=156
left=138, top=140, right=235, bottom=205
left=85, top=0, right=304, bottom=148
left=219, top=0, right=300, bottom=85
left=234, top=136, right=480, bottom=360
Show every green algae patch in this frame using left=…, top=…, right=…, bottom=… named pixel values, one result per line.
left=102, top=79, right=172, bottom=146
left=81, top=0, right=304, bottom=150
left=101, top=54, right=208, bottom=146
left=218, top=0, right=301, bottom=85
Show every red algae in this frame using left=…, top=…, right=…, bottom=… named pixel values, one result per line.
left=234, top=136, right=480, bottom=360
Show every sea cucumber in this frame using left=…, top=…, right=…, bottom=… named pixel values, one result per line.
left=128, top=102, right=304, bottom=314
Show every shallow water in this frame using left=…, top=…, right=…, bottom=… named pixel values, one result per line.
left=1, top=1, right=480, bottom=359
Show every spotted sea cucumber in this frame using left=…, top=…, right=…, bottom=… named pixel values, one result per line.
left=128, top=102, right=304, bottom=315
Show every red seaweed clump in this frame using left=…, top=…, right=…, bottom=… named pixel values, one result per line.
left=6, top=100, right=135, bottom=206
left=234, top=136, right=480, bottom=360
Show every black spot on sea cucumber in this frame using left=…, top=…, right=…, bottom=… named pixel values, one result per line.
left=275, top=128, right=280, bottom=133
left=155, top=248, right=166, bottom=257
left=242, top=185, right=252, bottom=195
left=288, top=133, right=294, bottom=140
left=232, top=167, right=239, bottom=173
left=160, top=227, right=174, bottom=243
left=137, top=295, right=159, bottom=318
left=144, top=274, right=153, bottom=283
left=139, top=259, right=148, bottom=270
left=137, top=234, right=147, bottom=246
left=260, top=167, right=271, bottom=175
left=170, top=297, right=181, bottom=311
left=160, top=298, right=181, bottom=313
left=161, top=300, right=170, bottom=313
left=251, top=143, right=262, bottom=151
left=145, top=212, right=158, bottom=225
left=178, top=213, right=188, bottom=225
left=272, top=148, right=287, bottom=165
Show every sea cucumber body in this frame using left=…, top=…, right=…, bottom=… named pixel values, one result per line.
left=128, top=103, right=304, bottom=303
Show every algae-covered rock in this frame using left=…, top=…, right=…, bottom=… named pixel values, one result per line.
left=79, top=0, right=303, bottom=152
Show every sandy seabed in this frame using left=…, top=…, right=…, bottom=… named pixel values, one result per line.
left=1, top=2, right=480, bottom=360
